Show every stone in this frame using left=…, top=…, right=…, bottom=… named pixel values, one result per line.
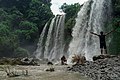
left=47, top=62, right=53, bottom=65
left=68, top=55, right=120, bottom=80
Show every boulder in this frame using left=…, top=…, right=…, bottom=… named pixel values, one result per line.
left=47, top=62, right=53, bottom=65
left=93, top=54, right=116, bottom=61
left=45, top=68, right=55, bottom=72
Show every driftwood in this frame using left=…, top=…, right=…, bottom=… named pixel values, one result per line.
left=72, top=54, right=86, bottom=64
left=45, top=68, right=55, bottom=72
left=0, top=66, right=28, bottom=77
left=3, top=66, right=19, bottom=77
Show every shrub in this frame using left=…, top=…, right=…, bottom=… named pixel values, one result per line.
left=13, top=47, right=29, bottom=58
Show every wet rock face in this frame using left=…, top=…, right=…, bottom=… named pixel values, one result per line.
left=68, top=55, right=120, bottom=80
left=47, top=62, right=53, bottom=65
left=92, top=55, right=116, bottom=61
left=45, top=68, right=55, bottom=72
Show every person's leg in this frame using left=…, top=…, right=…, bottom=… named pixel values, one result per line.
left=104, top=49, right=107, bottom=54
left=101, top=48, right=103, bottom=55
left=100, top=44, right=103, bottom=55
left=104, top=43, right=107, bottom=54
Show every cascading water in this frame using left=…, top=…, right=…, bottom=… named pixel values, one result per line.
left=35, top=23, right=48, bottom=59
left=35, top=15, right=65, bottom=61
left=45, top=15, right=65, bottom=61
left=68, top=0, right=112, bottom=61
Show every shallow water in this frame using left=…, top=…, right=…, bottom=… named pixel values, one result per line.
left=0, top=65, right=90, bottom=80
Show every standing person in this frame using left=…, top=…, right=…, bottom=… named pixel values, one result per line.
left=90, top=27, right=118, bottom=54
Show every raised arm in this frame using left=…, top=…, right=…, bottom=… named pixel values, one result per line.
left=90, top=32, right=99, bottom=36
left=105, top=27, right=118, bottom=36
left=105, top=22, right=120, bottom=35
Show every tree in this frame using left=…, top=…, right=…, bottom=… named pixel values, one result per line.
left=108, top=0, right=120, bottom=54
left=0, top=0, right=54, bottom=57
left=0, top=23, right=18, bottom=57
left=26, top=0, right=53, bottom=33
left=15, top=21, right=38, bottom=42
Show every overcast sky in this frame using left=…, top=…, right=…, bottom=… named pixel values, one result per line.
left=51, top=0, right=88, bottom=15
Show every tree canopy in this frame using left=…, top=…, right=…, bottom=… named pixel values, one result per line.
left=0, top=0, right=53, bottom=57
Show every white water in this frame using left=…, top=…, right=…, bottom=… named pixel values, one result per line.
left=35, top=23, right=48, bottom=59
left=44, top=17, right=56, bottom=59
left=35, top=15, right=65, bottom=61
left=68, top=0, right=112, bottom=61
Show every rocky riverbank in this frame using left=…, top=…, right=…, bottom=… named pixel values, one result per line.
left=68, top=55, right=120, bottom=80
left=0, top=57, right=39, bottom=66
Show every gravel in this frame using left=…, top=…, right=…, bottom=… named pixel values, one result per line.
left=68, top=55, right=120, bottom=80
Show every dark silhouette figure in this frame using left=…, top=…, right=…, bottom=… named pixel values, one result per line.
left=61, top=55, right=67, bottom=65
left=90, top=28, right=118, bottom=54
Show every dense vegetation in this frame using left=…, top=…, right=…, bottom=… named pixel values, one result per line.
left=109, top=0, right=120, bottom=54
left=0, top=0, right=53, bottom=57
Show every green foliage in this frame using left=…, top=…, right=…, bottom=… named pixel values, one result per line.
left=15, top=21, right=38, bottom=42
left=0, top=0, right=53, bottom=57
left=26, top=0, right=53, bottom=33
left=0, top=23, right=18, bottom=57
left=109, top=0, right=120, bottom=54
left=109, top=19, right=120, bottom=54
left=14, top=47, right=29, bottom=58
left=112, top=0, right=120, bottom=17
left=61, top=3, right=81, bottom=21
left=0, top=0, right=31, bottom=14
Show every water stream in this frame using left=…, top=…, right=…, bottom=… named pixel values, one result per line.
left=35, top=15, right=65, bottom=62
left=68, top=0, right=112, bottom=61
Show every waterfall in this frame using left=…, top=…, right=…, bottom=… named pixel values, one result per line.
left=35, top=15, right=65, bottom=61
left=68, top=0, right=112, bottom=61
left=44, top=17, right=56, bottom=59
left=35, top=23, right=48, bottom=59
